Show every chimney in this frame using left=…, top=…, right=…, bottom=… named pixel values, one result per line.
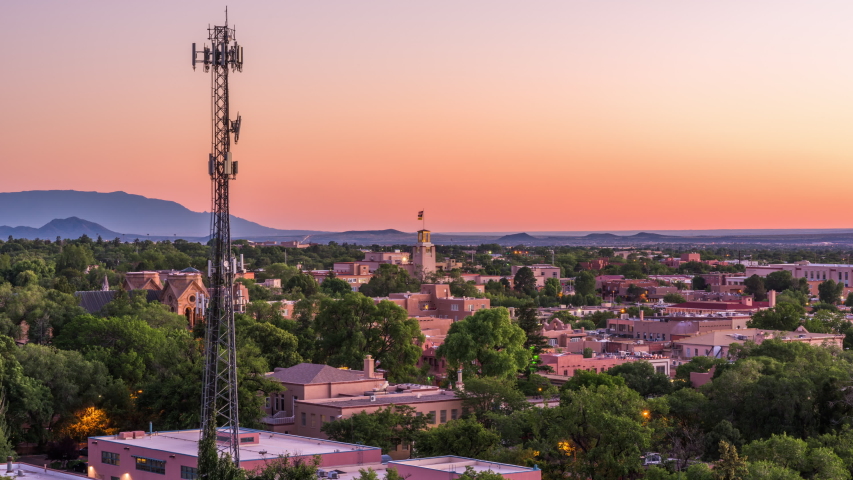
left=639, top=309, right=644, bottom=321
left=768, top=290, right=776, bottom=308
left=456, top=369, right=464, bottom=391
left=364, top=355, right=374, bottom=379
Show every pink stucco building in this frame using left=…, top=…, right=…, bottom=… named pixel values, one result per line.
left=388, top=457, right=541, bottom=480
left=87, top=429, right=381, bottom=480
left=745, top=262, right=853, bottom=297
left=376, top=284, right=490, bottom=321
left=511, top=264, right=561, bottom=288
left=540, top=352, right=670, bottom=378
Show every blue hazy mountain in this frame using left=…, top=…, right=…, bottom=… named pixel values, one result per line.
left=0, top=190, right=318, bottom=238
left=0, top=217, right=122, bottom=240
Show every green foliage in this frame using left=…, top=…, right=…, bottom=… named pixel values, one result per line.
left=818, top=279, right=844, bottom=305
left=586, top=310, right=616, bottom=329
left=239, top=318, right=302, bottom=369
left=542, top=277, right=562, bottom=297
left=664, top=292, right=687, bottom=304
left=692, top=275, right=708, bottom=291
left=413, top=417, right=500, bottom=458
left=743, top=275, right=767, bottom=301
left=436, top=307, right=529, bottom=379
left=513, top=267, right=538, bottom=296
left=313, top=293, right=423, bottom=382
left=714, top=441, right=748, bottom=480
left=284, top=272, right=319, bottom=296
left=607, top=361, right=673, bottom=397
left=320, top=275, right=354, bottom=298
left=455, top=376, right=528, bottom=424
left=455, top=466, right=506, bottom=480
left=359, top=264, right=420, bottom=297
left=560, top=370, right=625, bottom=392
left=574, top=271, right=596, bottom=297
left=746, top=303, right=804, bottom=331
left=321, top=405, right=429, bottom=454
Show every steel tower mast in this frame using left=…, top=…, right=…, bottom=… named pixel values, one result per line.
left=191, top=12, right=244, bottom=465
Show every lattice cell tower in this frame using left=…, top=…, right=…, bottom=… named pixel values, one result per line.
left=191, top=11, right=244, bottom=465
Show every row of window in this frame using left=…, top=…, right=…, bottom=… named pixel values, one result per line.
left=449, top=304, right=488, bottom=311
left=804, top=270, right=850, bottom=281
left=300, top=408, right=464, bottom=429
left=101, top=451, right=197, bottom=478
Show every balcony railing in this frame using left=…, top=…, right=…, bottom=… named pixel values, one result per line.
left=261, top=412, right=295, bottom=425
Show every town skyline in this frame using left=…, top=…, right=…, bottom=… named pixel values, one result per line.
left=4, top=1, right=853, bottom=232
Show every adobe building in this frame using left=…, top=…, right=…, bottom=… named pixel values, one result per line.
left=260, top=357, right=464, bottom=460
left=540, top=352, right=670, bottom=379
left=376, top=284, right=491, bottom=321
left=510, top=264, right=561, bottom=288
left=607, top=316, right=751, bottom=343
left=745, top=261, right=853, bottom=297
left=671, top=327, right=844, bottom=367
left=87, top=429, right=381, bottom=480
left=388, top=457, right=541, bottom=480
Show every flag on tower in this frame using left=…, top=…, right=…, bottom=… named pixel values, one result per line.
left=418, top=211, right=424, bottom=220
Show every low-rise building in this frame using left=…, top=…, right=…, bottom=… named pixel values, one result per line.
left=511, top=264, right=561, bottom=287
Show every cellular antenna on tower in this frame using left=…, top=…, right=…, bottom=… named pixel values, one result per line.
left=191, top=11, right=244, bottom=466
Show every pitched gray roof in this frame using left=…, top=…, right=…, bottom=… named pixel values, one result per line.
left=267, top=363, right=367, bottom=385
left=74, top=289, right=161, bottom=314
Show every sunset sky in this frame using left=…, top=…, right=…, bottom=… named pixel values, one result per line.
left=3, top=1, right=852, bottom=232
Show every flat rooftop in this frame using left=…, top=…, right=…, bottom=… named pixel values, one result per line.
left=90, top=429, right=378, bottom=462
left=300, top=390, right=456, bottom=409
left=6, top=463, right=89, bottom=479
left=390, top=456, right=537, bottom=475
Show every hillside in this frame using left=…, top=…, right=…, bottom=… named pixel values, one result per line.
left=0, top=190, right=319, bottom=238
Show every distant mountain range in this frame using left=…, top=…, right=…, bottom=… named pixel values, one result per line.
left=2, top=190, right=853, bottom=246
left=0, top=190, right=318, bottom=238
left=0, top=217, right=121, bottom=240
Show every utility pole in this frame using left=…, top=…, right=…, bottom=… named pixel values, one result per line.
left=192, top=11, right=244, bottom=466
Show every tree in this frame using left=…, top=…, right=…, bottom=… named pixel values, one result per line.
left=0, top=392, right=14, bottom=459
left=845, top=292, right=853, bottom=307
left=664, top=292, right=687, bottom=304
left=746, top=303, right=803, bottom=331
left=284, top=272, right=319, bottom=296
left=692, top=275, right=708, bottom=291
left=320, top=275, right=353, bottom=297
left=560, top=370, right=625, bottom=392
left=557, top=385, right=652, bottom=479
left=436, top=307, right=529, bottom=379
left=413, top=418, right=500, bottom=458
left=765, top=271, right=797, bottom=293
left=743, top=275, right=767, bottom=301
left=586, top=310, right=616, bottom=329
left=455, top=376, right=527, bottom=424
left=513, top=267, right=537, bottom=296
left=574, top=271, right=596, bottom=297
left=359, top=264, right=420, bottom=297
left=818, top=279, right=844, bottom=305
left=607, top=361, right=673, bottom=397
left=321, top=405, right=429, bottom=454
left=240, top=320, right=302, bottom=369
left=450, top=280, right=483, bottom=298
left=313, top=293, right=424, bottom=382
left=456, top=467, right=506, bottom=480
left=542, top=277, right=562, bottom=297
left=515, top=303, right=549, bottom=375
left=714, top=441, right=748, bottom=480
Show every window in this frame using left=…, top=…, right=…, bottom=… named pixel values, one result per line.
left=301, top=412, right=306, bottom=426
left=102, top=452, right=120, bottom=466
left=428, top=411, right=437, bottom=424
left=440, top=410, right=447, bottom=423
left=468, top=305, right=474, bottom=311
left=451, top=304, right=459, bottom=311
left=241, top=436, right=255, bottom=443
left=451, top=409, right=458, bottom=420
left=266, top=397, right=271, bottom=409
left=135, top=456, right=166, bottom=475
left=111, top=477, right=120, bottom=480
left=656, top=366, right=666, bottom=374
left=181, top=466, right=198, bottom=480
left=311, top=413, right=316, bottom=427
left=320, top=415, right=325, bottom=423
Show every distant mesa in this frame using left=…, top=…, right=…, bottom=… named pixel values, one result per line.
left=0, top=217, right=122, bottom=240
left=584, top=233, right=620, bottom=239
left=496, top=232, right=539, bottom=243
left=630, top=232, right=666, bottom=238
left=338, top=229, right=408, bottom=235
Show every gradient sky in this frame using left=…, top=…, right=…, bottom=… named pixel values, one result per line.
left=3, top=1, right=853, bottom=232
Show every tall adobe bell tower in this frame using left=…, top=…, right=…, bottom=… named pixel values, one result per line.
left=412, top=230, right=436, bottom=279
